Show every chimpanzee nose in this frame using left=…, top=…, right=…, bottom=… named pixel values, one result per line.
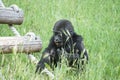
left=55, top=38, right=59, bottom=42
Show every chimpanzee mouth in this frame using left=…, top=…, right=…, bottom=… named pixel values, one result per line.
left=55, top=42, right=61, bottom=45
left=55, top=42, right=63, bottom=46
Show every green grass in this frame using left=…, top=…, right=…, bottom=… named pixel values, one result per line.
left=0, top=0, right=120, bottom=80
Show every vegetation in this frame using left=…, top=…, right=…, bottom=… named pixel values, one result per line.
left=0, top=0, right=120, bottom=80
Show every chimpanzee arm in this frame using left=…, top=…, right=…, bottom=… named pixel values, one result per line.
left=36, top=50, right=51, bottom=73
left=74, top=35, right=88, bottom=61
left=36, top=36, right=56, bottom=73
left=67, top=34, right=88, bottom=66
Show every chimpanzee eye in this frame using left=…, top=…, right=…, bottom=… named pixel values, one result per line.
left=54, top=31, right=62, bottom=36
left=54, top=32, right=58, bottom=35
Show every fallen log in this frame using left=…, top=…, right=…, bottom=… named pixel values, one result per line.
left=0, top=36, right=42, bottom=53
left=0, top=6, right=24, bottom=25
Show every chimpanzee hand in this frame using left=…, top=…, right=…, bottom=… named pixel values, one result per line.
left=35, top=61, right=45, bottom=73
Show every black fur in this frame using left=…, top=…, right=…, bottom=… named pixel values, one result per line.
left=36, top=19, right=88, bottom=73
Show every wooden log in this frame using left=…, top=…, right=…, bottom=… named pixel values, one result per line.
left=0, top=36, right=42, bottom=53
left=0, top=7, right=24, bottom=25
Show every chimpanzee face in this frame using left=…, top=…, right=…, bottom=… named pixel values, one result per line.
left=53, top=31, right=63, bottom=47
left=53, top=29, right=72, bottom=47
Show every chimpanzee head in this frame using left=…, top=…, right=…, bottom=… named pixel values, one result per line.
left=53, top=19, right=74, bottom=47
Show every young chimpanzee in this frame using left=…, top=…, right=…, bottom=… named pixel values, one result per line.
left=36, top=19, right=88, bottom=73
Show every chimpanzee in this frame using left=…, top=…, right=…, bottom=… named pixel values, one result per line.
left=36, top=19, right=88, bottom=73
